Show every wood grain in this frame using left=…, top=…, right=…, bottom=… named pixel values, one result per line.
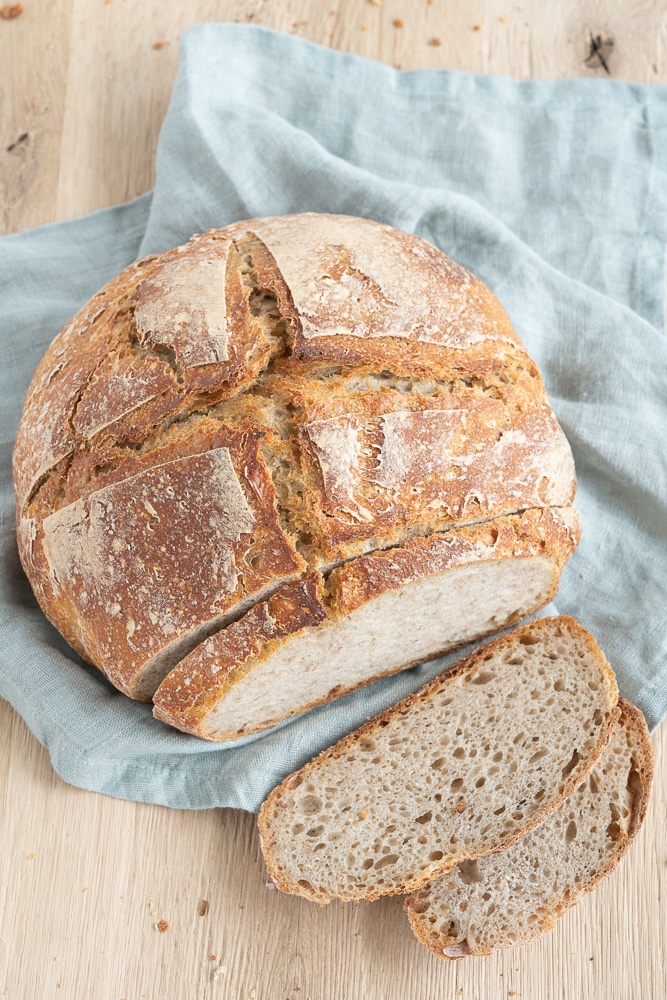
left=1, top=0, right=666, bottom=231
left=1, top=1, right=665, bottom=997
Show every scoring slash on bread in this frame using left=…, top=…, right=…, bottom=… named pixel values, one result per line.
left=257, top=617, right=621, bottom=904
left=405, top=697, right=653, bottom=959
left=14, top=213, right=579, bottom=735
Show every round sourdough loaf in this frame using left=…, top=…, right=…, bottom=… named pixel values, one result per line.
left=13, top=214, right=580, bottom=735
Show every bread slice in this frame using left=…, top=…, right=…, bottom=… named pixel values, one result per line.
left=152, top=508, right=579, bottom=741
left=405, top=697, right=653, bottom=958
left=257, top=617, right=620, bottom=904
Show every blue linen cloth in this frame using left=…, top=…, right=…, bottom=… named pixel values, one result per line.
left=1, top=24, right=666, bottom=812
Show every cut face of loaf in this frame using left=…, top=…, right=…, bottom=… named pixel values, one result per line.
left=405, top=698, right=653, bottom=959
left=153, top=508, right=580, bottom=740
left=13, top=213, right=578, bottom=715
left=257, top=617, right=620, bottom=904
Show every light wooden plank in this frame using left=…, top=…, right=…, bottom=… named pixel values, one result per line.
left=1, top=1, right=665, bottom=997
left=2, top=0, right=666, bottom=230
left=0, top=698, right=664, bottom=998
left=0, top=0, right=76, bottom=234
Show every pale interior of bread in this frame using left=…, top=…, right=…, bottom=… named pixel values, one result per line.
left=259, top=618, right=617, bottom=902
left=201, top=555, right=555, bottom=739
left=407, top=705, right=646, bottom=957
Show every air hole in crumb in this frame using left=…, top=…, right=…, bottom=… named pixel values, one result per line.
left=562, top=749, right=582, bottom=779
left=451, top=778, right=464, bottom=792
left=566, top=820, right=577, bottom=843
left=593, top=709, right=603, bottom=725
left=292, top=824, right=304, bottom=835
left=362, top=859, right=374, bottom=870
left=475, top=776, right=486, bottom=788
left=529, top=748, right=549, bottom=764
left=429, top=851, right=444, bottom=862
left=299, top=795, right=322, bottom=815
left=457, top=859, right=483, bottom=884
left=471, top=672, right=495, bottom=685
left=374, top=854, right=399, bottom=869
left=453, top=748, right=465, bottom=759
left=554, top=679, right=566, bottom=692
left=416, top=811, right=432, bottom=825
left=306, top=825, right=324, bottom=838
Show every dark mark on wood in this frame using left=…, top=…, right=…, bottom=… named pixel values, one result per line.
left=6, top=132, right=28, bottom=152
left=198, top=898, right=209, bottom=916
left=585, top=33, right=613, bottom=75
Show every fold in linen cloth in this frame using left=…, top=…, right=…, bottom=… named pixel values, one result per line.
left=1, top=24, right=666, bottom=812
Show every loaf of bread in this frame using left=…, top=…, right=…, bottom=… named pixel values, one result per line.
left=257, top=617, right=620, bottom=904
left=405, top=697, right=653, bottom=958
left=13, top=214, right=578, bottom=732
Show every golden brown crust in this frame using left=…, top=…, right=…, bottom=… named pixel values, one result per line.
left=152, top=574, right=327, bottom=732
left=257, top=617, right=620, bottom=904
left=404, top=696, right=654, bottom=959
left=13, top=213, right=579, bottom=712
left=152, top=508, right=580, bottom=739
left=327, top=507, right=580, bottom=616
left=37, top=420, right=305, bottom=698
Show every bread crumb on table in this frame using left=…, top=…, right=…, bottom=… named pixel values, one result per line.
left=0, top=3, right=23, bottom=19
left=393, top=18, right=404, bottom=28
left=156, top=919, right=170, bottom=933
left=428, top=38, right=441, bottom=46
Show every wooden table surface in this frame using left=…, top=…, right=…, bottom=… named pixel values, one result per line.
left=1, top=2, right=666, bottom=997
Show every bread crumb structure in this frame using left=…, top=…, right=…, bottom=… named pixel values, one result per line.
left=405, top=697, right=653, bottom=957
left=258, top=617, right=620, bottom=903
left=13, top=214, right=579, bottom=737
